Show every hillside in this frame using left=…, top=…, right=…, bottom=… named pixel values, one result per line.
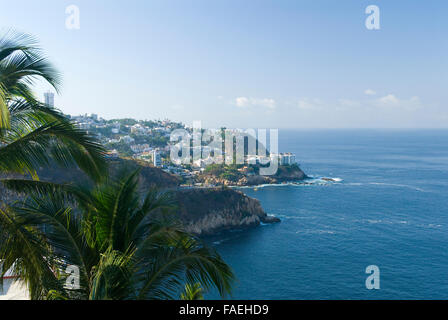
left=0, top=159, right=279, bottom=235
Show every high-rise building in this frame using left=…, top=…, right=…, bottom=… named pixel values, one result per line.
left=152, top=150, right=162, bottom=167
left=44, top=91, right=55, bottom=107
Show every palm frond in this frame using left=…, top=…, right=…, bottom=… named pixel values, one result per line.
left=91, top=170, right=140, bottom=251
left=0, top=83, right=9, bottom=129
left=129, top=187, right=178, bottom=246
left=0, top=30, right=61, bottom=98
left=180, top=283, right=204, bottom=300
left=0, top=121, right=107, bottom=181
left=0, top=179, right=73, bottom=198
left=0, top=30, right=107, bottom=183
left=89, top=247, right=136, bottom=300
left=1, top=161, right=235, bottom=301
left=136, top=234, right=234, bottom=300
left=0, top=207, right=63, bottom=299
left=6, top=194, right=92, bottom=297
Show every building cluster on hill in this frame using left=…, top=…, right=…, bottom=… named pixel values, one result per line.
left=68, top=113, right=184, bottom=168
left=67, top=112, right=298, bottom=179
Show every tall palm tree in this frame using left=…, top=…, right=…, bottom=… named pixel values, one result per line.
left=0, top=30, right=106, bottom=188
left=0, top=169, right=234, bottom=300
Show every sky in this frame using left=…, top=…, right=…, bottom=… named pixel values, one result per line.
left=1, top=0, right=447, bottom=128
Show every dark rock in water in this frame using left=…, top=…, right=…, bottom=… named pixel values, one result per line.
left=274, top=165, right=308, bottom=182
left=261, top=215, right=281, bottom=224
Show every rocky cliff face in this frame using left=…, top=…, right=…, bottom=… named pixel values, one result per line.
left=175, top=188, right=279, bottom=235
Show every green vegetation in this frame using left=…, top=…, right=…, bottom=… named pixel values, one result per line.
left=204, top=164, right=243, bottom=182
left=105, top=140, right=133, bottom=157
left=0, top=170, right=234, bottom=300
left=130, top=132, right=169, bottom=147
left=180, top=283, right=204, bottom=300
left=107, top=118, right=138, bottom=126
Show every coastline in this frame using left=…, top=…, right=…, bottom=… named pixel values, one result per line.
left=194, top=164, right=309, bottom=187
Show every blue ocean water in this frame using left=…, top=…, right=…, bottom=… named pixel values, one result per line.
left=207, top=129, right=448, bottom=299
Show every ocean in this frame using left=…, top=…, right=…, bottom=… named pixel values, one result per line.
left=207, top=129, right=448, bottom=299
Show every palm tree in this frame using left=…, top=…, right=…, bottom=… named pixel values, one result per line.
left=0, top=30, right=106, bottom=190
left=0, top=169, right=234, bottom=300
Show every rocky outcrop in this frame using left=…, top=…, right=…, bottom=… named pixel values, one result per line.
left=175, top=188, right=279, bottom=235
left=196, top=164, right=307, bottom=187
left=274, top=165, right=307, bottom=181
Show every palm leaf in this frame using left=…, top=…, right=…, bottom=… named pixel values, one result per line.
left=0, top=207, right=63, bottom=299
left=180, top=283, right=204, bottom=300
left=136, top=234, right=234, bottom=300
left=0, top=121, right=107, bottom=181
left=0, top=83, right=9, bottom=129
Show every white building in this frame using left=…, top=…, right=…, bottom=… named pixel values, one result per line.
left=152, top=150, right=162, bottom=167
left=130, top=124, right=147, bottom=135
left=120, top=135, right=135, bottom=144
left=86, top=113, right=98, bottom=121
left=0, top=263, right=29, bottom=300
left=279, top=153, right=296, bottom=165
left=44, top=91, right=54, bottom=107
left=130, top=144, right=151, bottom=154
left=270, top=153, right=296, bottom=165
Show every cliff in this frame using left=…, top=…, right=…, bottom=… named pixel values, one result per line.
left=175, top=188, right=279, bottom=236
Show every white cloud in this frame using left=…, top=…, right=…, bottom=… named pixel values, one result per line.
left=377, top=94, right=400, bottom=105
left=297, top=98, right=323, bottom=110
left=374, top=94, right=421, bottom=110
left=234, top=97, right=276, bottom=109
left=364, top=89, right=377, bottom=95
left=235, top=97, right=249, bottom=107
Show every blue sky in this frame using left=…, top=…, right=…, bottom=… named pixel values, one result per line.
left=1, top=0, right=447, bottom=128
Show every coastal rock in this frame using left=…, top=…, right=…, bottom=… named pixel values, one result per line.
left=175, top=188, right=279, bottom=235
left=261, top=215, right=281, bottom=223
left=196, top=164, right=307, bottom=187
left=274, top=165, right=307, bottom=181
